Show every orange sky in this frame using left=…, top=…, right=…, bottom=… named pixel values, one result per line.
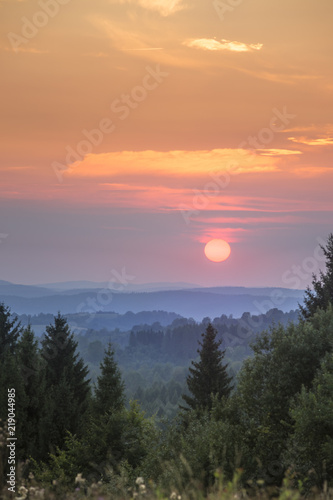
left=1, top=0, right=333, bottom=287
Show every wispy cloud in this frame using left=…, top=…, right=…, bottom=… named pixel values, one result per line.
left=229, top=66, right=320, bottom=86
left=288, top=136, right=333, bottom=146
left=116, top=0, right=185, bottom=16
left=2, top=46, right=48, bottom=54
left=64, top=149, right=279, bottom=180
left=123, top=47, right=164, bottom=51
left=257, top=148, right=302, bottom=156
left=184, top=38, right=263, bottom=53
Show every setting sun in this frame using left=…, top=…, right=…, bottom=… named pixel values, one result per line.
left=204, top=239, right=231, bottom=263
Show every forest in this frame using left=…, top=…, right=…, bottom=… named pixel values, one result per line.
left=1, top=234, right=333, bottom=499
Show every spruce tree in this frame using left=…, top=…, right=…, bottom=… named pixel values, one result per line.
left=41, top=313, right=90, bottom=453
left=0, top=303, right=22, bottom=360
left=182, top=323, right=233, bottom=411
left=300, top=233, right=333, bottom=319
left=94, top=342, right=125, bottom=417
left=17, top=326, right=45, bottom=459
left=0, top=304, right=25, bottom=441
left=88, top=343, right=126, bottom=469
left=0, top=351, right=27, bottom=449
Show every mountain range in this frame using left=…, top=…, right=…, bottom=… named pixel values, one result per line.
left=0, top=280, right=304, bottom=321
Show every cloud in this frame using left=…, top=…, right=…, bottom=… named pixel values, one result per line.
left=288, top=136, right=333, bottom=146
left=116, top=0, right=185, bottom=16
left=90, top=17, right=198, bottom=68
left=123, top=47, right=163, bottom=51
left=184, top=38, right=263, bottom=53
left=64, top=149, right=279, bottom=181
left=2, top=46, right=48, bottom=54
left=192, top=210, right=318, bottom=243
left=229, top=66, right=320, bottom=86
left=52, top=149, right=281, bottom=211
left=92, top=18, right=151, bottom=52
left=257, top=148, right=302, bottom=156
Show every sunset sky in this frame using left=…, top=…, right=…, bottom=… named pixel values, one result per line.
left=1, top=0, right=333, bottom=287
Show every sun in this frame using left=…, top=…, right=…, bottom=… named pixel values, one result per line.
left=204, top=239, right=231, bottom=262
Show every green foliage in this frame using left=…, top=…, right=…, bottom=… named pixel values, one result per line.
left=300, top=233, right=333, bottom=319
left=182, top=323, right=233, bottom=412
left=234, top=306, right=333, bottom=483
left=0, top=302, right=22, bottom=359
left=0, top=304, right=26, bottom=441
left=93, top=342, right=125, bottom=418
left=30, top=433, right=85, bottom=487
left=87, top=400, right=157, bottom=477
left=285, top=353, right=333, bottom=489
left=40, top=313, right=91, bottom=455
left=17, top=326, right=46, bottom=459
left=8, top=464, right=320, bottom=500
left=85, top=339, right=105, bottom=363
left=131, top=377, right=185, bottom=420
left=0, top=351, right=27, bottom=457
left=122, top=400, right=158, bottom=473
left=140, top=398, right=244, bottom=493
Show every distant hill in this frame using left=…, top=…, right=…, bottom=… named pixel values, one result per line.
left=0, top=280, right=58, bottom=298
left=17, top=309, right=183, bottom=335
left=0, top=280, right=305, bottom=320
left=33, top=280, right=199, bottom=292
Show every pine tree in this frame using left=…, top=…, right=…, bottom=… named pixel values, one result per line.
left=17, top=326, right=45, bottom=459
left=182, top=323, right=233, bottom=411
left=42, top=313, right=90, bottom=404
left=94, top=342, right=125, bottom=417
left=41, top=313, right=90, bottom=453
left=87, top=343, right=126, bottom=470
left=300, top=233, right=333, bottom=319
left=0, top=303, right=22, bottom=360
left=0, top=351, right=27, bottom=446
left=0, top=304, right=25, bottom=439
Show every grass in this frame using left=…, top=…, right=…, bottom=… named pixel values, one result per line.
left=2, top=466, right=333, bottom=500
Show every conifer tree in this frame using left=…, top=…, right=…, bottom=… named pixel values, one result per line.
left=0, top=304, right=25, bottom=438
left=300, top=233, right=333, bottom=319
left=87, top=343, right=126, bottom=469
left=41, top=313, right=90, bottom=453
left=0, top=302, right=22, bottom=360
left=0, top=351, right=27, bottom=447
left=94, top=342, right=125, bottom=417
left=17, top=326, right=45, bottom=459
left=182, top=323, right=233, bottom=411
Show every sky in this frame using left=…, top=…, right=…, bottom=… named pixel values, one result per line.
left=0, top=0, right=333, bottom=288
